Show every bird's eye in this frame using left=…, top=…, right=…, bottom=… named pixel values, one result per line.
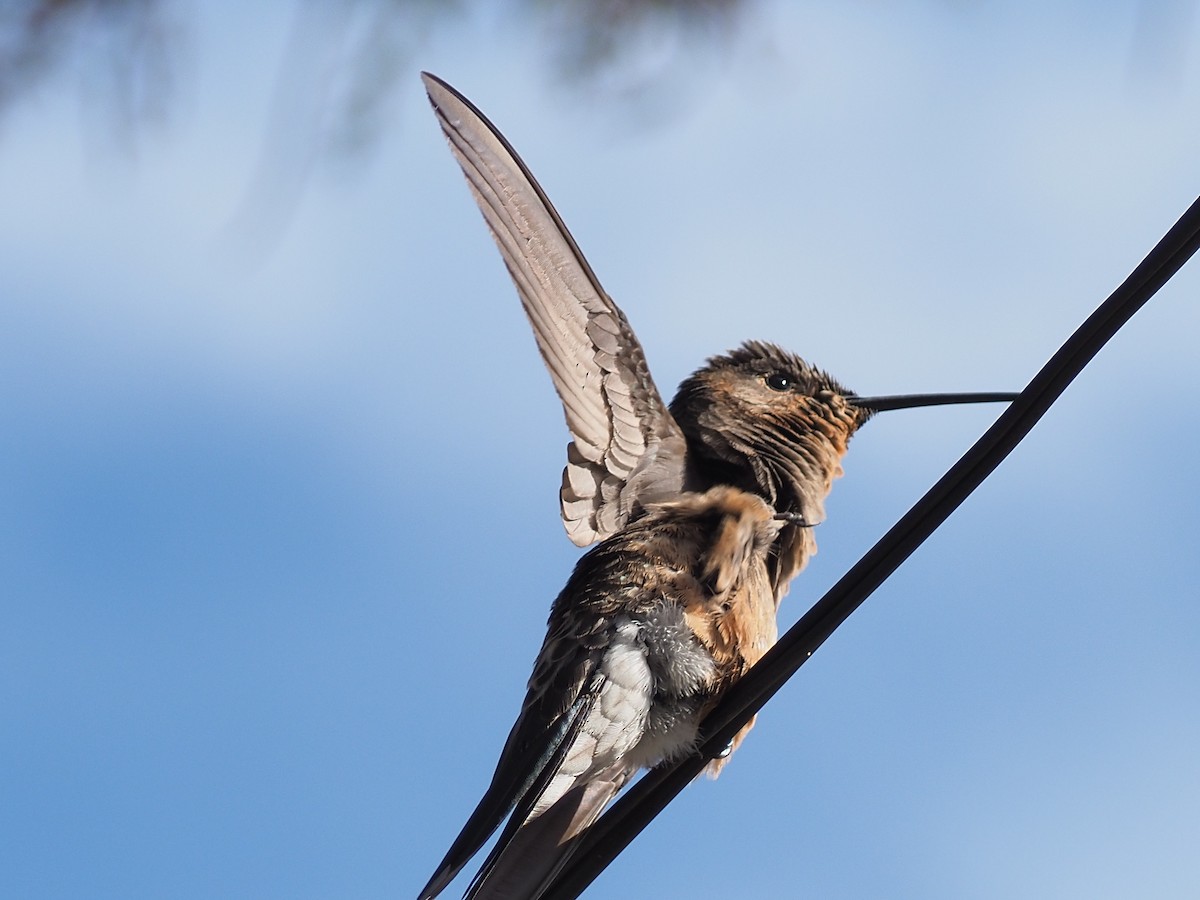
left=765, top=373, right=792, bottom=392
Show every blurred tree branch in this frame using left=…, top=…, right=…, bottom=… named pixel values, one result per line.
left=1, top=0, right=179, bottom=142
left=3, top=0, right=1193, bottom=156
left=0, top=0, right=757, bottom=260
left=0, top=0, right=755, bottom=152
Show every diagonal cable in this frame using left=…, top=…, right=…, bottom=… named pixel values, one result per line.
left=543, top=193, right=1200, bottom=900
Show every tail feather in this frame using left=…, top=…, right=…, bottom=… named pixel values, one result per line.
left=465, top=767, right=630, bottom=900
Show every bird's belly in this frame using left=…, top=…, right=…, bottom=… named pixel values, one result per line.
left=625, top=695, right=707, bottom=770
left=622, top=603, right=719, bottom=770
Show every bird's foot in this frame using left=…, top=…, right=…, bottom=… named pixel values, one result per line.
left=774, top=510, right=814, bottom=528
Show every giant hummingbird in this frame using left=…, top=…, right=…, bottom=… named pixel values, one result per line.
left=417, top=73, right=1016, bottom=900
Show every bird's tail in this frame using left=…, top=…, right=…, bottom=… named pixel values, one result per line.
left=464, top=766, right=630, bottom=900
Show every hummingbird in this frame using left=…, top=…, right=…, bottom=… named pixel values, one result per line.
left=417, top=72, right=1016, bottom=900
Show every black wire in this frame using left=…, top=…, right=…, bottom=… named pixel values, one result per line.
left=542, top=193, right=1200, bottom=900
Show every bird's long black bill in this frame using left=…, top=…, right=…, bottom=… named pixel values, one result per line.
left=851, top=391, right=1019, bottom=412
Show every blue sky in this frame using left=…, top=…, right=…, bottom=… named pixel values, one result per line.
left=2, top=2, right=1199, bottom=898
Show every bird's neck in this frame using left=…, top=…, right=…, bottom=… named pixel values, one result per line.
left=684, top=433, right=841, bottom=522
left=682, top=430, right=849, bottom=598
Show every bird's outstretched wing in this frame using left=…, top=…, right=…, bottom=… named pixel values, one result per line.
left=422, top=73, right=688, bottom=545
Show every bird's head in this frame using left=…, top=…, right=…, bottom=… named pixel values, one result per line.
left=669, top=340, right=1017, bottom=528
left=668, top=340, right=866, bottom=526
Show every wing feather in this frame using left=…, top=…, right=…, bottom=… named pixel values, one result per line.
left=416, top=644, right=604, bottom=900
left=464, top=766, right=632, bottom=900
left=422, top=72, right=688, bottom=544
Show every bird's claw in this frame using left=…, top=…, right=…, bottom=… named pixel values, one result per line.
left=774, top=510, right=813, bottom=528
